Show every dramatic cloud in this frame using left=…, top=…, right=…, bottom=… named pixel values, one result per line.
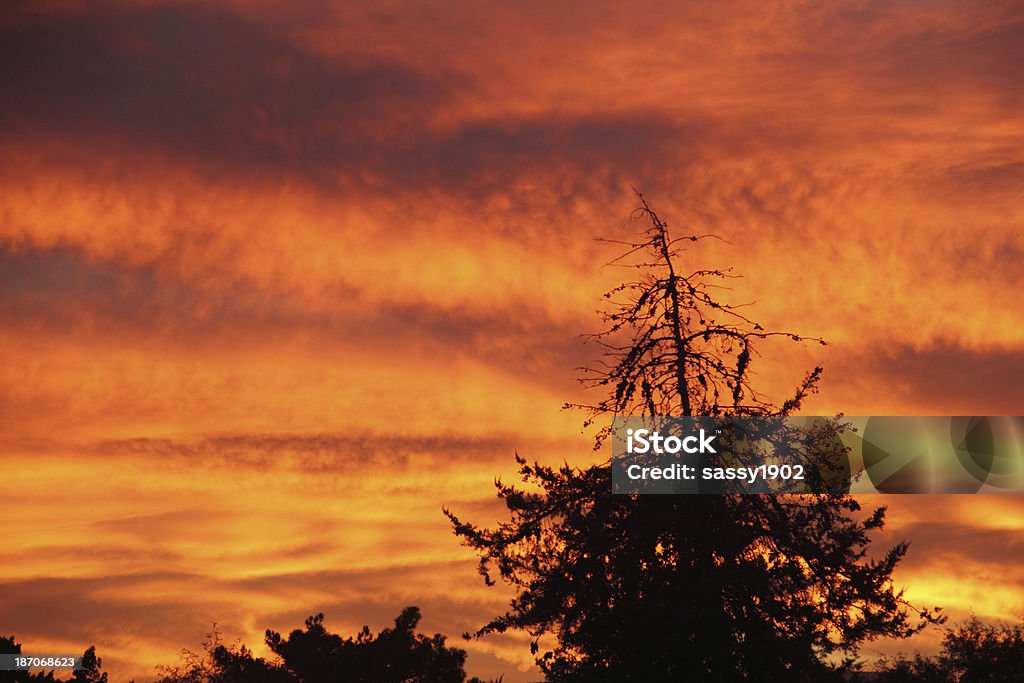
left=1, top=0, right=1022, bottom=680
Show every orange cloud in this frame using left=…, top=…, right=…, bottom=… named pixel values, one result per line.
left=1, top=1, right=1022, bottom=680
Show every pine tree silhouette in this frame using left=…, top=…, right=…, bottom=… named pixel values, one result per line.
left=447, top=194, right=942, bottom=682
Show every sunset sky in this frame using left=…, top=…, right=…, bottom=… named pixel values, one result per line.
left=2, top=1, right=1023, bottom=680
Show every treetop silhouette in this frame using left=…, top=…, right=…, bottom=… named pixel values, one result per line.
left=569, top=193, right=827, bottom=451
left=0, top=638, right=105, bottom=683
left=447, top=193, right=942, bottom=681
left=877, top=615, right=1024, bottom=682
left=154, top=607, right=497, bottom=683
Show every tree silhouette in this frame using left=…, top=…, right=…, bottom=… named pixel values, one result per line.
left=446, top=194, right=941, bottom=681
left=155, top=623, right=290, bottom=683
left=265, top=607, right=471, bottom=683
left=0, top=638, right=105, bottom=683
left=155, top=607, right=498, bottom=683
left=879, top=615, right=1024, bottom=682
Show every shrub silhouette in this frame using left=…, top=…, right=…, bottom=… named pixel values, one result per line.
left=265, top=608, right=470, bottom=683
left=878, top=615, right=1024, bottom=682
left=155, top=607, right=498, bottom=683
left=0, top=638, right=105, bottom=683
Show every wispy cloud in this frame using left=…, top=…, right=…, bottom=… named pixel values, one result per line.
left=1, top=1, right=1022, bottom=680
